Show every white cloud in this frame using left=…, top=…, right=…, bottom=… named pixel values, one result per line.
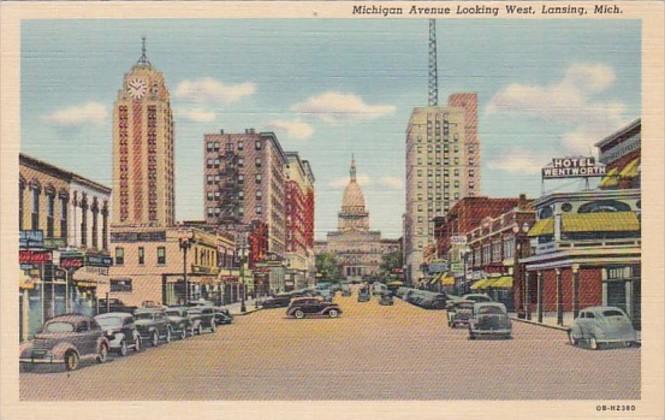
left=486, top=63, right=629, bottom=154
left=175, top=77, right=256, bottom=105
left=379, top=176, right=404, bottom=190
left=328, top=173, right=371, bottom=189
left=267, top=119, right=314, bottom=140
left=487, top=149, right=550, bottom=175
left=290, top=91, right=396, bottom=123
left=42, top=101, right=108, bottom=126
left=179, top=108, right=216, bottom=123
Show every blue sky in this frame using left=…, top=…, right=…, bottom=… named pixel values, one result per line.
left=21, top=19, right=640, bottom=239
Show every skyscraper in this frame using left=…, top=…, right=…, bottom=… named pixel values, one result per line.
left=112, top=38, right=175, bottom=227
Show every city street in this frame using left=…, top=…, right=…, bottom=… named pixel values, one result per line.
left=20, top=292, right=640, bottom=400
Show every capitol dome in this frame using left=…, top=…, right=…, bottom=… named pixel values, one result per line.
left=341, top=156, right=367, bottom=213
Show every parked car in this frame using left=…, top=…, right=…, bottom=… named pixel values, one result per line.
left=447, top=300, right=475, bottom=328
left=20, top=314, right=110, bottom=371
left=341, top=285, right=352, bottom=297
left=395, top=287, right=411, bottom=299
left=133, top=308, right=172, bottom=346
left=372, top=283, right=387, bottom=296
left=141, top=300, right=164, bottom=309
left=214, top=308, right=234, bottom=325
left=461, top=293, right=493, bottom=303
left=261, top=295, right=292, bottom=308
left=357, top=288, right=371, bottom=302
left=95, top=312, right=142, bottom=356
left=165, top=307, right=192, bottom=340
left=468, top=302, right=512, bottom=339
left=96, top=298, right=138, bottom=314
left=568, top=306, right=637, bottom=350
left=187, top=306, right=217, bottom=334
left=379, top=292, right=394, bottom=306
left=286, top=297, right=342, bottom=319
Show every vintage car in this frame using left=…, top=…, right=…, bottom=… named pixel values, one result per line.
left=20, top=314, right=110, bottom=371
left=372, top=283, right=388, bottom=296
left=341, top=285, right=352, bottom=297
left=97, top=298, right=138, bottom=314
left=261, top=295, right=291, bottom=309
left=133, top=308, right=172, bottom=346
left=95, top=312, right=142, bottom=355
left=568, top=306, right=637, bottom=350
left=286, top=297, right=342, bottom=319
left=165, top=307, right=192, bottom=340
left=379, top=292, right=394, bottom=306
left=214, top=308, right=233, bottom=325
left=461, top=293, right=493, bottom=303
left=187, top=306, right=217, bottom=334
left=468, top=302, right=512, bottom=339
left=447, top=300, right=475, bottom=328
left=357, top=288, right=371, bottom=302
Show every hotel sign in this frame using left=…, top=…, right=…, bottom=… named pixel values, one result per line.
left=542, top=157, right=606, bottom=179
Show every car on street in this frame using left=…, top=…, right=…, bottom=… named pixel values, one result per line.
left=261, top=294, right=292, bottom=308
left=447, top=300, right=475, bottom=328
left=95, top=312, right=142, bottom=356
left=372, top=283, right=388, bottom=296
left=461, top=293, right=493, bottom=303
left=165, top=307, right=192, bottom=340
left=187, top=306, right=217, bottom=334
left=214, top=309, right=234, bottom=325
left=97, top=298, right=138, bottom=314
left=357, top=288, right=370, bottom=302
left=379, top=292, right=394, bottom=306
left=568, top=306, right=637, bottom=350
left=19, top=314, right=110, bottom=371
left=468, top=302, right=512, bottom=339
left=133, top=308, right=172, bottom=346
left=395, top=287, right=411, bottom=300
left=286, top=297, right=342, bottom=319
left=341, top=285, right=352, bottom=296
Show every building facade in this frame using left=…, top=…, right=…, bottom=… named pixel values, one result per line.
left=112, top=40, right=175, bottom=227
left=597, top=119, right=640, bottom=190
left=315, top=157, right=401, bottom=281
left=404, top=93, right=480, bottom=284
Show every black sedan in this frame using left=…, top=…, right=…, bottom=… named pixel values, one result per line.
left=261, top=295, right=292, bottom=308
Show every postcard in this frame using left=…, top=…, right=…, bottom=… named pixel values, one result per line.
left=1, top=1, right=663, bottom=419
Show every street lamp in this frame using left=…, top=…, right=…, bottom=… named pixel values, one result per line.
left=179, top=231, right=194, bottom=305
left=512, top=222, right=530, bottom=319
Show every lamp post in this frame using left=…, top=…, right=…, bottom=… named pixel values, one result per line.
left=179, top=232, right=194, bottom=305
left=512, top=221, right=530, bottom=319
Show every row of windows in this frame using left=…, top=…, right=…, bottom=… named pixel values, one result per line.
left=115, top=246, right=166, bottom=265
left=206, top=140, right=263, bottom=152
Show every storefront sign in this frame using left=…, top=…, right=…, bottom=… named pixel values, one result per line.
left=450, top=262, right=464, bottom=274
left=542, top=157, right=606, bottom=179
left=110, top=231, right=166, bottom=243
left=450, top=236, right=467, bottom=245
left=85, top=255, right=113, bottom=267
left=60, top=256, right=84, bottom=269
left=86, top=266, right=109, bottom=275
left=43, top=237, right=66, bottom=249
left=19, top=249, right=52, bottom=264
left=19, top=230, right=44, bottom=248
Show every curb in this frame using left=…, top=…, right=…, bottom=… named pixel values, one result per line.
left=510, top=316, right=570, bottom=332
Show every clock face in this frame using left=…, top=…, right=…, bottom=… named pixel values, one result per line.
left=127, top=78, right=147, bottom=100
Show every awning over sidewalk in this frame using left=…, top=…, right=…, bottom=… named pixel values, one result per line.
left=470, top=276, right=513, bottom=290
left=528, top=218, right=554, bottom=237
left=599, top=167, right=619, bottom=188
left=562, top=212, right=640, bottom=233
left=619, top=158, right=639, bottom=178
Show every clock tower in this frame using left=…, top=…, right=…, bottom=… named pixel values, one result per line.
left=112, top=37, right=175, bottom=227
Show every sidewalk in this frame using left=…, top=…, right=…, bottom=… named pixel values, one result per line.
left=220, top=298, right=262, bottom=316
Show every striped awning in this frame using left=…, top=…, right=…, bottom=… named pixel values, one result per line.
left=619, top=158, right=640, bottom=178
left=470, top=278, right=490, bottom=290
left=562, top=211, right=640, bottom=233
left=599, top=167, right=619, bottom=188
left=527, top=218, right=554, bottom=237
left=492, top=276, right=513, bottom=289
left=441, top=274, right=455, bottom=286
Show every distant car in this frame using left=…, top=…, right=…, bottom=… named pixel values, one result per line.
left=187, top=306, right=217, bottom=334
left=97, top=298, right=137, bottom=314
left=20, top=314, right=110, bottom=371
left=165, top=307, right=192, bottom=340
left=341, top=285, right=352, bottom=297
left=95, top=312, right=142, bottom=355
left=461, top=293, right=493, bottom=303
left=468, top=302, right=511, bottom=339
left=379, top=293, right=394, bottom=306
left=133, top=308, right=172, bottom=346
left=262, top=295, right=291, bottom=309
left=357, top=288, right=370, bottom=302
left=447, top=300, right=475, bottom=328
left=568, top=306, right=637, bottom=350
left=372, top=283, right=387, bottom=295
left=286, top=297, right=342, bottom=319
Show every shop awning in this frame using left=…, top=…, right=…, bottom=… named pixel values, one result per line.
left=619, top=158, right=640, bottom=178
left=492, top=276, right=513, bottom=289
left=470, top=278, right=489, bottom=290
left=562, top=211, right=640, bottom=233
left=441, top=274, right=455, bottom=286
left=429, top=273, right=442, bottom=285
left=527, top=218, right=554, bottom=237
left=599, top=167, right=619, bottom=188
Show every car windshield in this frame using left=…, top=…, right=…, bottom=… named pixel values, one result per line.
left=602, top=310, right=625, bottom=317
left=96, top=317, right=123, bottom=328
left=135, top=313, right=154, bottom=320
left=44, top=321, right=75, bottom=333
left=478, top=306, right=505, bottom=315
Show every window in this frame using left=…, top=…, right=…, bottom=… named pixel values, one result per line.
left=503, top=238, right=514, bottom=259
left=207, top=158, right=213, bottom=168
left=102, top=208, right=108, bottom=250
left=207, top=175, right=213, bottom=185
left=256, top=205, right=262, bottom=215
left=115, top=247, right=125, bottom=265
left=255, top=174, right=262, bottom=183
left=110, top=278, right=132, bottom=292
left=92, top=208, right=98, bottom=248
left=138, top=247, right=145, bottom=265
left=60, top=197, right=68, bottom=241
left=46, top=194, right=55, bottom=238
left=237, top=141, right=244, bottom=150
left=238, top=191, right=244, bottom=199
left=80, top=202, right=88, bottom=247
left=238, top=175, right=244, bottom=184
left=207, top=192, right=214, bottom=201
left=255, top=158, right=262, bottom=167
left=31, top=187, right=40, bottom=230
left=207, top=142, right=214, bottom=152
left=238, top=158, right=244, bottom=167
left=256, top=191, right=262, bottom=200
left=214, top=158, right=220, bottom=167
left=255, top=140, right=262, bottom=150
left=157, top=247, right=166, bottom=264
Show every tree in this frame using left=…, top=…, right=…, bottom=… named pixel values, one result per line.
left=315, top=252, right=342, bottom=281
left=379, top=250, right=403, bottom=277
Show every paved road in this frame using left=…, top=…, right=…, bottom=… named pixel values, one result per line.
left=20, top=293, right=640, bottom=400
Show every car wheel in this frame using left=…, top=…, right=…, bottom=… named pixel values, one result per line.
left=65, top=351, right=79, bottom=371
left=151, top=331, right=159, bottom=347
left=589, top=336, right=599, bottom=350
left=96, top=344, right=108, bottom=363
left=328, top=309, right=339, bottom=318
left=210, top=321, right=216, bottom=333
left=134, top=337, right=142, bottom=352
left=568, top=331, right=578, bottom=346
left=119, top=340, right=128, bottom=357
left=180, top=329, right=187, bottom=340
left=165, top=328, right=172, bottom=343
left=294, top=309, right=305, bottom=319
